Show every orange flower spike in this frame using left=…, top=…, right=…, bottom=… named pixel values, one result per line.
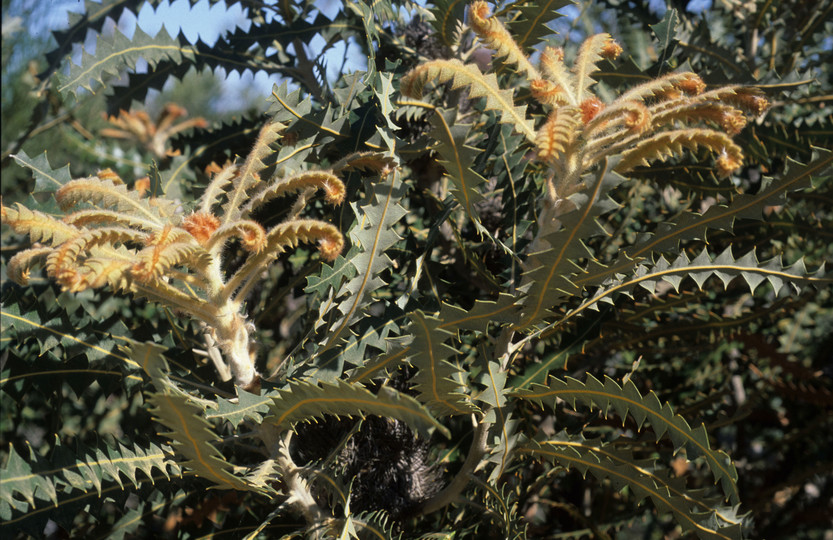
left=145, top=224, right=173, bottom=247
left=155, top=103, right=187, bottom=134
left=541, top=46, right=564, bottom=64
left=133, top=225, right=176, bottom=281
left=535, top=111, right=565, bottom=161
left=182, top=212, right=221, bottom=246
left=656, top=88, right=682, bottom=101
left=125, top=110, right=153, bottom=138
left=580, top=97, right=605, bottom=123
left=600, top=38, right=623, bottom=60
left=134, top=177, right=151, bottom=195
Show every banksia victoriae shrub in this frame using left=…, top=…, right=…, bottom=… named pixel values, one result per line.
left=2, top=121, right=347, bottom=389
left=2, top=0, right=830, bottom=538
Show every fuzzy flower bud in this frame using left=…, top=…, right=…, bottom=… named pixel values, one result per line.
left=624, top=102, right=651, bottom=133
left=716, top=149, right=742, bottom=177
left=601, top=38, right=623, bottom=60
left=182, top=212, right=221, bottom=246
left=530, top=79, right=566, bottom=106
left=580, top=97, right=605, bottom=123
left=677, top=74, right=706, bottom=95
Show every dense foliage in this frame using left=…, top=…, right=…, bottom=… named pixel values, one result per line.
left=1, top=0, right=831, bottom=538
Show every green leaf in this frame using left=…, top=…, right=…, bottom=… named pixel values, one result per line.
left=55, top=26, right=194, bottom=99
left=0, top=439, right=180, bottom=514
left=11, top=151, right=73, bottom=194
left=428, top=108, right=489, bottom=233
left=148, top=391, right=253, bottom=490
left=510, top=329, right=593, bottom=390
left=514, top=373, right=741, bottom=505
left=0, top=444, right=57, bottom=509
left=438, top=293, right=519, bottom=335
left=507, top=0, right=573, bottom=50
left=572, top=147, right=833, bottom=293
left=305, top=246, right=360, bottom=297
left=309, top=168, right=408, bottom=373
left=401, top=60, right=536, bottom=142
left=128, top=342, right=255, bottom=491
left=408, top=311, right=478, bottom=417
left=206, top=388, right=274, bottom=428
left=430, top=0, right=466, bottom=47
left=520, top=434, right=743, bottom=539
left=574, top=247, right=830, bottom=321
left=265, top=379, right=450, bottom=438
left=42, top=0, right=145, bottom=79
left=0, top=303, right=137, bottom=368
left=470, top=476, right=527, bottom=539
left=517, top=159, right=625, bottom=329
left=651, top=8, right=679, bottom=66
left=350, top=511, right=398, bottom=540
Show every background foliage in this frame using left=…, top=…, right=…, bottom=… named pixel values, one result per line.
left=1, top=0, right=831, bottom=538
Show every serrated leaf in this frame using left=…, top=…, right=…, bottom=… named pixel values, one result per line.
left=128, top=342, right=255, bottom=491
left=408, top=311, right=478, bottom=417
left=573, top=147, right=833, bottom=292
left=310, top=169, right=408, bottom=373
left=401, top=59, right=536, bottom=142
left=470, top=476, right=527, bottom=539
left=520, top=435, right=742, bottom=539
left=574, top=248, right=829, bottom=323
left=0, top=440, right=180, bottom=513
left=206, top=388, right=274, bottom=428
left=651, top=8, right=679, bottom=66
left=430, top=0, right=466, bottom=47
left=0, top=303, right=138, bottom=368
left=0, top=444, right=58, bottom=509
left=511, top=335, right=585, bottom=389
left=268, top=82, right=349, bottom=142
left=148, top=392, right=252, bottom=490
left=428, top=108, right=488, bottom=231
left=508, top=0, right=572, bottom=50
left=265, top=379, right=449, bottom=438
left=438, top=293, right=519, bottom=335
left=56, top=26, right=194, bottom=99
left=517, top=159, right=625, bottom=329
left=11, top=151, right=73, bottom=194
left=514, top=373, right=741, bottom=504
left=305, top=246, right=361, bottom=297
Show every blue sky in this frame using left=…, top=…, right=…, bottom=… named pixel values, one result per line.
left=20, top=0, right=352, bottom=111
